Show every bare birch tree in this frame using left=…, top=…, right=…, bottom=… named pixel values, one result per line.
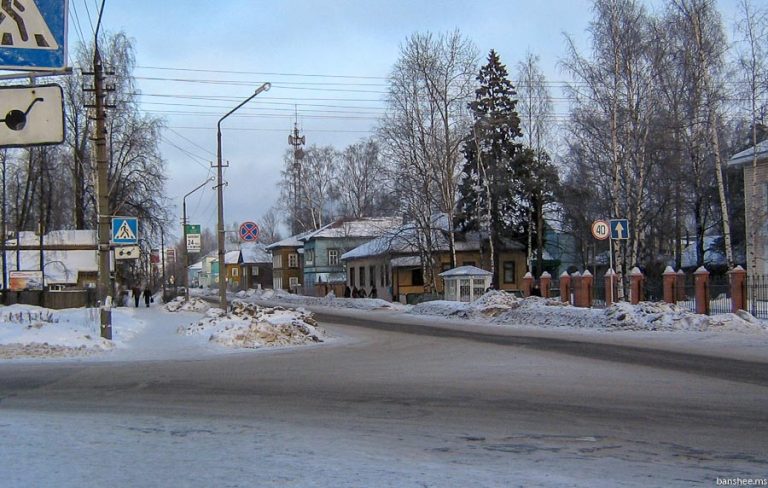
left=379, top=30, right=477, bottom=291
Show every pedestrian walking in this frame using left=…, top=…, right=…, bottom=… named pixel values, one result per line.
left=143, top=286, right=152, bottom=307
left=132, top=286, right=141, bottom=307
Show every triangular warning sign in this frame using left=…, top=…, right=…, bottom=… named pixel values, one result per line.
left=115, top=220, right=137, bottom=240
left=0, top=0, right=59, bottom=50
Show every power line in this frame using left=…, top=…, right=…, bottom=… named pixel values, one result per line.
left=136, top=65, right=387, bottom=80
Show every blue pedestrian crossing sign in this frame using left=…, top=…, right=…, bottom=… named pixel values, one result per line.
left=610, top=219, right=630, bottom=240
left=112, top=217, right=138, bottom=244
left=0, top=0, right=68, bottom=71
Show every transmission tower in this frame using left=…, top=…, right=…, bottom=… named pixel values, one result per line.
left=287, top=108, right=305, bottom=235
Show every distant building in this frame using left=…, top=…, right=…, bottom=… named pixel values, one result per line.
left=266, top=232, right=309, bottom=293
left=301, top=217, right=401, bottom=297
left=728, top=140, right=768, bottom=274
left=239, top=242, right=272, bottom=290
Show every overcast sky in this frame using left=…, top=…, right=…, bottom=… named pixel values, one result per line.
left=67, top=0, right=739, bottom=241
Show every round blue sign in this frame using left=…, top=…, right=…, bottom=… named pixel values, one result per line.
left=239, top=221, right=260, bottom=241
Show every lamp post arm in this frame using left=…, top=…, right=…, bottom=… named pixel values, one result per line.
left=182, top=176, right=214, bottom=301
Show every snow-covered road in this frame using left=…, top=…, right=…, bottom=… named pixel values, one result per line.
left=1, top=301, right=767, bottom=487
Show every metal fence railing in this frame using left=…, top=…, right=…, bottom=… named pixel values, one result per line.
left=747, top=275, right=768, bottom=319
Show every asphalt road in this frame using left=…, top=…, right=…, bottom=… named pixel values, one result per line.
left=1, top=311, right=767, bottom=486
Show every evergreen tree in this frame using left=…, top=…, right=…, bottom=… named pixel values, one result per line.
left=456, top=50, right=524, bottom=287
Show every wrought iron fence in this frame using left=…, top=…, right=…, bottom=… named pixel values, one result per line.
left=747, top=275, right=768, bottom=319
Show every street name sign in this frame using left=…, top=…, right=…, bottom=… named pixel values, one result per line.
left=0, top=84, right=63, bottom=147
left=610, top=219, right=630, bottom=240
left=0, top=0, right=68, bottom=70
left=111, top=217, right=138, bottom=245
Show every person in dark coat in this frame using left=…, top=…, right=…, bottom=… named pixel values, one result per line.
left=369, top=286, right=377, bottom=299
left=143, top=286, right=152, bottom=307
left=132, top=286, right=141, bottom=307
left=344, top=286, right=351, bottom=298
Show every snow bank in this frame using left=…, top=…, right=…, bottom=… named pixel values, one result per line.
left=164, top=297, right=211, bottom=313
left=0, top=304, right=147, bottom=359
left=178, top=300, right=325, bottom=348
left=246, top=288, right=407, bottom=312
left=409, top=291, right=767, bottom=334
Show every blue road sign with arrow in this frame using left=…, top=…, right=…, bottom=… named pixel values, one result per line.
left=0, top=0, right=68, bottom=71
left=610, top=219, right=630, bottom=240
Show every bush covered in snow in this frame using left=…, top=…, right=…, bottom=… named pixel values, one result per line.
left=178, top=300, right=325, bottom=348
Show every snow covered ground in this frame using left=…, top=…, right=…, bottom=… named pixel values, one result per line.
left=0, top=296, right=325, bottom=360
left=0, top=288, right=766, bottom=361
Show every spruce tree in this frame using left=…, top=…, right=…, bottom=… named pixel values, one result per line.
left=456, top=50, right=524, bottom=288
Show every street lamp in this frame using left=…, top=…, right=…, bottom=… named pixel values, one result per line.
left=216, top=82, right=271, bottom=311
left=183, top=176, right=214, bottom=301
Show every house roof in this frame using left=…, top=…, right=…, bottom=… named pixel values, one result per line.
left=265, top=231, right=312, bottom=250
left=301, top=217, right=401, bottom=241
left=728, top=139, right=768, bottom=168
left=240, top=242, right=271, bottom=264
left=439, top=265, right=493, bottom=277
left=1, top=230, right=99, bottom=285
left=341, top=218, right=524, bottom=261
left=188, top=261, right=203, bottom=271
left=224, top=250, right=240, bottom=265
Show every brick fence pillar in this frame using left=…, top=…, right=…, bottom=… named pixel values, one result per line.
left=604, top=268, right=616, bottom=306
left=663, top=266, right=677, bottom=304
left=572, top=272, right=582, bottom=307
left=560, top=272, right=571, bottom=304
left=522, top=272, right=533, bottom=298
left=729, top=265, right=747, bottom=313
left=540, top=271, right=551, bottom=299
left=582, top=270, right=593, bottom=308
left=629, top=267, right=644, bottom=305
left=694, top=266, right=710, bottom=315
left=676, top=269, right=686, bottom=302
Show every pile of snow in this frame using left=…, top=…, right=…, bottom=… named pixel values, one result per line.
left=178, top=300, right=325, bottom=348
left=410, top=291, right=767, bottom=334
left=0, top=304, right=133, bottom=358
left=604, top=301, right=767, bottom=333
left=246, top=288, right=407, bottom=312
left=164, top=297, right=211, bottom=313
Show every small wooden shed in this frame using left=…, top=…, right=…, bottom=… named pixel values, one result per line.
left=439, top=265, right=492, bottom=302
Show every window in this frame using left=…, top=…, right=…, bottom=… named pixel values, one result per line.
left=273, top=254, right=282, bottom=268
left=385, top=265, right=390, bottom=287
left=359, top=266, right=365, bottom=287
left=369, top=265, right=376, bottom=287
left=328, top=249, right=339, bottom=266
left=273, top=277, right=283, bottom=290
left=232, top=267, right=239, bottom=277
left=289, top=277, right=299, bottom=288
left=288, top=253, right=298, bottom=268
left=251, top=265, right=259, bottom=276
left=411, top=268, right=424, bottom=286
left=503, top=261, right=516, bottom=284
left=305, top=249, right=314, bottom=265
left=349, top=267, right=355, bottom=285
left=380, top=265, right=385, bottom=287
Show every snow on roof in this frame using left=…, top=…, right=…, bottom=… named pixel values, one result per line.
left=439, top=265, right=493, bottom=277
left=265, top=231, right=312, bottom=250
left=390, top=256, right=421, bottom=268
left=188, top=261, right=203, bottom=271
left=301, top=217, right=402, bottom=241
left=240, top=242, right=271, bottom=264
left=728, top=139, right=768, bottom=168
left=224, top=250, right=240, bottom=264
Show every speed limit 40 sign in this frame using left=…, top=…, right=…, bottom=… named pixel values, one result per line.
left=591, top=220, right=610, bottom=240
